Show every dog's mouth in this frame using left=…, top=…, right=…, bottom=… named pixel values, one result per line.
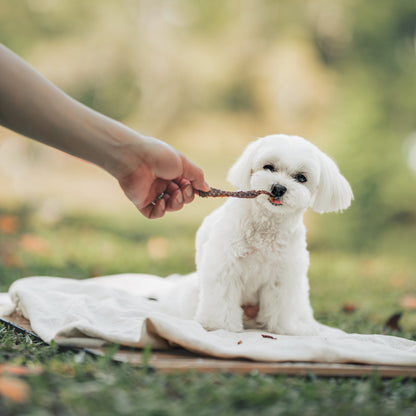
left=269, top=196, right=283, bottom=206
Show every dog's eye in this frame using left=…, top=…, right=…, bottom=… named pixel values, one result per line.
left=294, top=173, right=307, bottom=183
left=263, top=164, right=275, bottom=172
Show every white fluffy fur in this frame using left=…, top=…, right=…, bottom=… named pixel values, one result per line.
left=194, top=134, right=353, bottom=335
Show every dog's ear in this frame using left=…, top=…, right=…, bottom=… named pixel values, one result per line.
left=310, top=152, right=353, bottom=213
left=227, top=140, right=258, bottom=189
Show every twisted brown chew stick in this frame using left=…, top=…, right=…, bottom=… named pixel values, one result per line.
left=198, top=187, right=271, bottom=198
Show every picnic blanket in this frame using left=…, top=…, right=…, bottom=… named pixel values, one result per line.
left=1, top=273, right=416, bottom=366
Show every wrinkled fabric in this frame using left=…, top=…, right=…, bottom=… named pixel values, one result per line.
left=2, top=274, right=416, bottom=366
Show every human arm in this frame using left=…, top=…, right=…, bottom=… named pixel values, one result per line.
left=0, top=43, right=209, bottom=218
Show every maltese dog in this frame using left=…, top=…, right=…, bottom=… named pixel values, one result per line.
left=193, top=134, right=353, bottom=335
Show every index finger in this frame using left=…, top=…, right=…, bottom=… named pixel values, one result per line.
left=139, top=197, right=167, bottom=219
left=180, top=155, right=209, bottom=192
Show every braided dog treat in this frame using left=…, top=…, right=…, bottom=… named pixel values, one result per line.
left=198, top=187, right=271, bottom=199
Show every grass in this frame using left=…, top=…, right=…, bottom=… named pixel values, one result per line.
left=1, top=203, right=416, bottom=415
left=1, top=326, right=416, bottom=416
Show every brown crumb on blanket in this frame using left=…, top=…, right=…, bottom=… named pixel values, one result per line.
left=261, top=334, right=277, bottom=340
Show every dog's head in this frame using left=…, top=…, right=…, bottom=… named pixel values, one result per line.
left=227, top=134, right=353, bottom=214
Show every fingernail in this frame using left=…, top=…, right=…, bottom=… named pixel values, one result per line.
left=185, top=185, right=193, bottom=199
left=176, top=192, right=183, bottom=205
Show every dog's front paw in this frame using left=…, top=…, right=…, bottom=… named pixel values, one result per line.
left=201, top=321, right=243, bottom=333
left=196, top=314, right=243, bottom=333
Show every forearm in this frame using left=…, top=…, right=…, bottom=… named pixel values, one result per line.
left=0, top=44, right=138, bottom=178
left=0, top=44, right=208, bottom=218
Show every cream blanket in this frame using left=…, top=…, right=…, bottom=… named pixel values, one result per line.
left=2, top=274, right=416, bottom=366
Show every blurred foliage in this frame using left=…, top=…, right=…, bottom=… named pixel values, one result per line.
left=0, top=0, right=94, bottom=53
left=0, top=0, right=415, bottom=252
left=314, top=0, right=416, bottom=250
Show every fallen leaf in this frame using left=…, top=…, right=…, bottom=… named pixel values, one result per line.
left=0, top=364, right=43, bottom=376
left=384, top=312, right=403, bottom=332
left=342, top=303, right=357, bottom=314
left=1, top=253, right=22, bottom=267
left=400, top=296, right=416, bottom=310
left=0, top=215, right=18, bottom=233
left=89, top=268, right=102, bottom=278
left=19, top=234, right=49, bottom=255
left=261, top=334, right=277, bottom=340
left=0, top=376, right=30, bottom=403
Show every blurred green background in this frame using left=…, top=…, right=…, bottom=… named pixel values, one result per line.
left=0, top=0, right=415, bottom=329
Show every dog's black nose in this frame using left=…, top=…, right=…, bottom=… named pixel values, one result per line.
left=271, top=184, right=287, bottom=198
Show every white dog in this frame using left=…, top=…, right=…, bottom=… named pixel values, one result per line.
left=193, top=134, right=353, bottom=335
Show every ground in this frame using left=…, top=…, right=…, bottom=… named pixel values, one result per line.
left=0, top=204, right=415, bottom=415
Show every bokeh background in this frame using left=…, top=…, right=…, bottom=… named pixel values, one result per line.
left=0, top=0, right=415, bottom=329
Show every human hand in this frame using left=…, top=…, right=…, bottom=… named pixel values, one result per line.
left=118, top=136, right=209, bottom=218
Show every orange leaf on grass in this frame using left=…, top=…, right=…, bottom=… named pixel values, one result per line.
left=0, top=376, right=30, bottom=403
left=1, top=253, right=22, bottom=267
left=0, top=364, right=43, bottom=376
left=19, top=234, right=49, bottom=255
left=342, top=303, right=357, bottom=314
left=0, top=215, right=18, bottom=233
left=89, top=268, right=102, bottom=278
left=400, top=296, right=416, bottom=310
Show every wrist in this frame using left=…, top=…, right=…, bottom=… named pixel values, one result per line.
left=90, top=118, right=148, bottom=180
